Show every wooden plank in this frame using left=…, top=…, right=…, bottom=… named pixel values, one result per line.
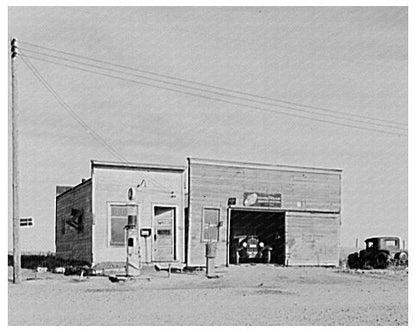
left=286, top=212, right=340, bottom=266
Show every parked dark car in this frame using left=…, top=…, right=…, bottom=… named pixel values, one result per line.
left=347, top=236, right=408, bottom=269
left=232, top=235, right=273, bottom=264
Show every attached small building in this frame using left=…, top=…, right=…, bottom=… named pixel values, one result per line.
left=56, top=158, right=341, bottom=267
left=56, top=160, right=186, bottom=265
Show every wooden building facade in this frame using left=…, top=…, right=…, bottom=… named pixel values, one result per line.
left=56, top=158, right=341, bottom=267
left=186, top=158, right=342, bottom=267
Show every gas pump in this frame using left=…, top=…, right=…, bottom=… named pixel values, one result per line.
left=124, top=205, right=141, bottom=276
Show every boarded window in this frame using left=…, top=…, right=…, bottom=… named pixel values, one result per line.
left=202, top=208, right=220, bottom=242
left=109, top=205, right=128, bottom=246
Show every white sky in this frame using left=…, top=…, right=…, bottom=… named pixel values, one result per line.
left=7, top=5, right=408, bottom=252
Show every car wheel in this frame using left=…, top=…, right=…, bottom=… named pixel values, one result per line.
left=375, top=254, right=388, bottom=269
left=399, top=252, right=408, bottom=266
left=347, top=254, right=359, bottom=269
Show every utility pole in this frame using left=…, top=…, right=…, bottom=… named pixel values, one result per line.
left=11, top=37, right=21, bottom=284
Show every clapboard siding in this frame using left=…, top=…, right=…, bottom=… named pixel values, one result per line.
left=187, top=159, right=341, bottom=266
left=189, top=165, right=341, bottom=212
left=286, top=212, right=340, bottom=266
left=55, top=180, right=93, bottom=263
left=92, top=165, right=185, bottom=265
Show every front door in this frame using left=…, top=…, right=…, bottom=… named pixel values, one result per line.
left=153, top=206, right=175, bottom=261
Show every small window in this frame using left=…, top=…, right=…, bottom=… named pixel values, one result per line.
left=384, top=239, right=398, bottom=247
left=202, top=208, right=220, bottom=242
left=109, top=205, right=130, bottom=246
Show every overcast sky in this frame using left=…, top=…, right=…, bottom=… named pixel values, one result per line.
left=8, top=6, right=407, bottom=252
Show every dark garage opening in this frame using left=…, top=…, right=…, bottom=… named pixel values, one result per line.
left=229, top=210, right=285, bottom=265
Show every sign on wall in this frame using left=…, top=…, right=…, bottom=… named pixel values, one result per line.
left=243, top=192, right=282, bottom=208
left=20, top=217, right=34, bottom=227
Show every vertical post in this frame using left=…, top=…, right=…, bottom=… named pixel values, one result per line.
left=355, top=238, right=358, bottom=249
left=205, top=242, right=216, bottom=278
left=403, top=239, right=406, bottom=250
left=226, top=207, right=230, bottom=267
left=124, top=226, right=129, bottom=277
left=11, top=38, right=21, bottom=284
left=145, top=237, right=148, bottom=264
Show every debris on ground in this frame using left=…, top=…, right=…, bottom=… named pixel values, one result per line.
left=53, top=267, right=66, bottom=274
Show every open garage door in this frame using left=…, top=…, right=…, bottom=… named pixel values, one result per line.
left=229, top=209, right=285, bottom=265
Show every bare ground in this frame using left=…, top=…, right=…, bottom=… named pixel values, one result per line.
left=8, top=265, right=408, bottom=326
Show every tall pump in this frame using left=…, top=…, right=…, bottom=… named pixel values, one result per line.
left=124, top=204, right=141, bottom=276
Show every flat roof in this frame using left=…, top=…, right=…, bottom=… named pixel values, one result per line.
left=188, top=157, right=342, bottom=174
left=56, top=178, right=92, bottom=199
left=365, top=236, right=402, bottom=241
left=91, top=160, right=186, bottom=172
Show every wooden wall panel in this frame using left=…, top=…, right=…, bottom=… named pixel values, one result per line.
left=55, top=181, right=93, bottom=263
left=188, top=159, right=341, bottom=266
left=286, top=212, right=340, bottom=266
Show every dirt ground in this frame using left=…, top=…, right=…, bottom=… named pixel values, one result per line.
left=8, top=264, right=408, bottom=326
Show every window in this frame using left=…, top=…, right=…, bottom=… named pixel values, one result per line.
left=202, top=208, right=220, bottom=242
left=384, top=239, right=398, bottom=247
left=109, top=204, right=129, bottom=246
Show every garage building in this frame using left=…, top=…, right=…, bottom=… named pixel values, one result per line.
left=56, top=158, right=341, bottom=267
left=186, top=158, right=342, bottom=267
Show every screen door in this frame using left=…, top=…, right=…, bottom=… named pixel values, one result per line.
left=153, top=206, right=175, bottom=261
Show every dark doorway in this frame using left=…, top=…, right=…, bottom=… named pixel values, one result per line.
left=229, top=210, right=285, bottom=265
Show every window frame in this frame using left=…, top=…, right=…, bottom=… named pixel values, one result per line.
left=201, top=207, right=221, bottom=242
left=107, top=202, right=138, bottom=247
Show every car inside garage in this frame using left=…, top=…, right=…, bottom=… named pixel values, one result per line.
left=228, top=209, right=285, bottom=265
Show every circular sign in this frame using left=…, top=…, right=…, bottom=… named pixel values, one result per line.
left=244, top=193, right=258, bottom=206
left=128, top=187, right=136, bottom=200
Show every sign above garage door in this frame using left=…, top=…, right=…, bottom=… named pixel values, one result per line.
left=243, top=192, right=282, bottom=208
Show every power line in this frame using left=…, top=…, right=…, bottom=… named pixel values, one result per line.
left=22, top=52, right=406, bottom=137
left=20, top=55, right=128, bottom=162
left=18, top=40, right=407, bottom=128
left=21, top=54, right=175, bottom=194
left=21, top=52, right=407, bottom=137
left=18, top=47, right=407, bottom=132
